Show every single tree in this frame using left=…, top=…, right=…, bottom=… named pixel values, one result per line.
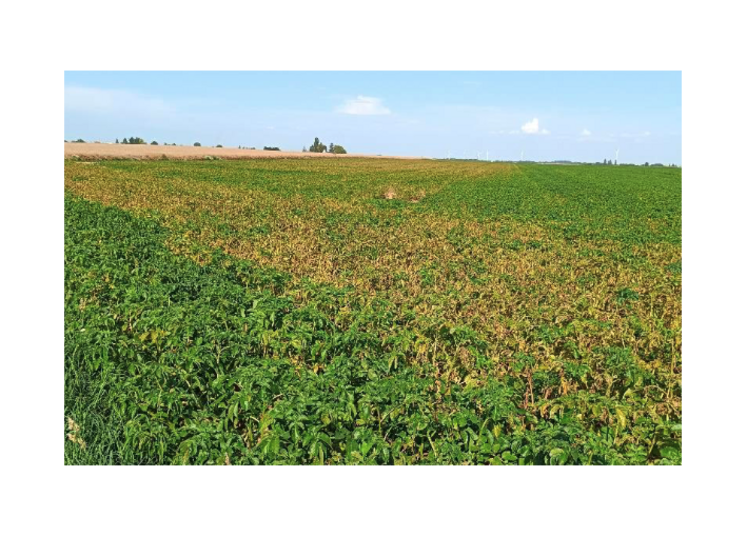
left=331, top=144, right=347, bottom=154
left=194, top=142, right=201, bottom=147
left=151, top=141, right=158, bottom=145
left=115, top=138, right=119, bottom=144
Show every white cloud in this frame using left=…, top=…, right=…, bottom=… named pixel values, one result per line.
left=520, top=118, right=549, bottom=135
left=65, top=85, right=173, bottom=116
left=521, top=118, right=539, bottom=134
left=337, top=95, right=391, bottom=116
left=581, top=128, right=592, bottom=136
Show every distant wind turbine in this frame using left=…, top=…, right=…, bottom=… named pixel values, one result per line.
left=615, top=148, right=620, bottom=164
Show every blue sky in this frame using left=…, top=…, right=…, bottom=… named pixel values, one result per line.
left=65, top=72, right=681, bottom=164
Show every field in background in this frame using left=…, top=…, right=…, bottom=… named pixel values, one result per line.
left=65, top=158, right=682, bottom=464
left=64, top=142, right=420, bottom=160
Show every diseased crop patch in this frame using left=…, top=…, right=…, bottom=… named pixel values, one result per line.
left=65, top=159, right=681, bottom=464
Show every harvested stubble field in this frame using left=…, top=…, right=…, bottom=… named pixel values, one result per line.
left=65, top=158, right=682, bottom=464
left=64, top=142, right=419, bottom=161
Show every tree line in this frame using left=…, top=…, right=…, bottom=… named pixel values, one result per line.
left=303, top=137, right=347, bottom=154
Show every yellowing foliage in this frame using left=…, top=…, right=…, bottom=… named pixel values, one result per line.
left=65, top=158, right=681, bottom=464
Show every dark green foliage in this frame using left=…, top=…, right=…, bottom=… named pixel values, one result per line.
left=309, top=137, right=326, bottom=153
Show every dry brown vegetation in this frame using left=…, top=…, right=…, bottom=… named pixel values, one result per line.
left=64, top=143, right=423, bottom=161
